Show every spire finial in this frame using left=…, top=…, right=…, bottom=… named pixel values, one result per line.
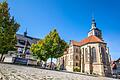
left=25, top=28, right=27, bottom=33
left=91, top=15, right=96, bottom=30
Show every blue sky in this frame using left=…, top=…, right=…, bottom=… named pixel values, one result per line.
left=7, top=0, right=120, bottom=60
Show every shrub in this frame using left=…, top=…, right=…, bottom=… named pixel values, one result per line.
left=73, top=66, right=80, bottom=72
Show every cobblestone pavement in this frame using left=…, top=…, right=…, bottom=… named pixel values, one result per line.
left=0, top=63, right=118, bottom=80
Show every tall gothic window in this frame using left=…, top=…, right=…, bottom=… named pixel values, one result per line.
left=82, top=48, right=84, bottom=61
left=76, top=48, right=78, bottom=53
left=92, top=47, right=97, bottom=62
left=101, top=47, right=106, bottom=64
left=85, top=48, right=88, bottom=62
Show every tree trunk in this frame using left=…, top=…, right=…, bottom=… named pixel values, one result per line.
left=0, top=53, right=4, bottom=62
left=50, top=57, right=53, bottom=69
left=40, top=60, right=42, bottom=68
left=44, top=61, right=47, bottom=69
left=2, top=56, right=5, bottom=62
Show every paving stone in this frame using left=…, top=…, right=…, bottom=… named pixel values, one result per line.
left=0, top=63, right=118, bottom=80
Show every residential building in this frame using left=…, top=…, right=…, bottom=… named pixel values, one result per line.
left=111, top=58, right=120, bottom=75
left=16, top=30, right=39, bottom=58
left=4, top=30, right=39, bottom=63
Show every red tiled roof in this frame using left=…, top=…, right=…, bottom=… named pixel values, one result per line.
left=71, top=35, right=104, bottom=46
left=70, top=40, right=80, bottom=46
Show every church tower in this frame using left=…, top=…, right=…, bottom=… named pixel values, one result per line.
left=88, top=17, right=103, bottom=40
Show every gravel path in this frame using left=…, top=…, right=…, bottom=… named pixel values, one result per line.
left=0, top=63, right=118, bottom=80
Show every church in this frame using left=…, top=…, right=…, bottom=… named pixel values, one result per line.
left=57, top=17, right=111, bottom=76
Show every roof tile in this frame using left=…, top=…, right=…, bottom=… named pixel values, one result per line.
left=71, top=35, right=104, bottom=46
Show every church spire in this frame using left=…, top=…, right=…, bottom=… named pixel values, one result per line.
left=91, top=16, right=96, bottom=30
left=24, top=28, right=27, bottom=37
left=88, top=17, right=103, bottom=40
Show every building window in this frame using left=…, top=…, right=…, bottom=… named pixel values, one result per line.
left=101, top=47, right=106, bottom=64
left=82, top=48, right=84, bottom=58
left=18, top=48, right=23, bottom=53
left=76, top=55, right=78, bottom=60
left=19, top=39, right=25, bottom=45
left=76, top=62, right=78, bottom=66
left=67, top=56, right=69, bottom=60
left=82, top=48, right=84, bottom=55
left=76, top=48, right=78, bottom=53
left=70, top=49, right=72, bottom=53
left=65, top=56, right=67, bottom=60
left=70, top=55, right=72, bottom=60
left=92, top=47, right=97, bottom=62
left=85, top=48, right=88, bottom=62
left=70, top=62, right=72, bottom=66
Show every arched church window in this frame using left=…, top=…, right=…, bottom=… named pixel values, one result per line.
left=76, top=48, right=78, bottom=53
left=101, top=47, right=106, bottom=64
left=82, top=48, right=84, bottom=55
left=92, top=47, right=97, bottom=62
left=85, top=48, right=88, bottom=62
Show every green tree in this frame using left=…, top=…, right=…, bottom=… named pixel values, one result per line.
left=0, top=1, right=20, bottom=62
left=30, top=40, right=48, bottom=63
left=44, top=29, right=68, bottom=69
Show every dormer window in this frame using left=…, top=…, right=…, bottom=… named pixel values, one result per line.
left=18, top=39, right=25, bottom=45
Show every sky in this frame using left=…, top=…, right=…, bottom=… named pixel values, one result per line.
left=6, top=0, right=120, bottom=60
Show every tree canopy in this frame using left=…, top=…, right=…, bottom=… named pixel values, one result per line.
left=30, top=29, right=68, bottom=68
left=44, top=29, right=68, bottom=69
left=44, top=29, right=68, bottom=59
left=30, top=39, right=48, bottom=62
left=0, top=1, right=20, bottom=61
